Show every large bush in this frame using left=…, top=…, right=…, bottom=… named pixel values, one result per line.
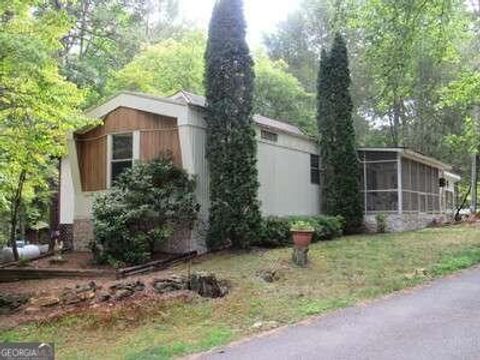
left=253, top=215, right=344, bottom=248
left=91, top=159, right=200, bottom=266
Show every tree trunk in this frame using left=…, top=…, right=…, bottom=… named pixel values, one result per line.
left=391, top=96, right=401, bottom=146
left=79, top=0, right=90, bottom=59
left=472, top=154, right=478, bottom=214
left=9, top=170, right=27, bottom=261
left=455, top=185, right=471, bottom=222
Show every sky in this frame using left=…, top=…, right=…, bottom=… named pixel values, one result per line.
left=178, top=0, right=303, bottom=48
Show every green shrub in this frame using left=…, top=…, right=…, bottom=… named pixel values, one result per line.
left=254, top=217, right=291, bottom=248
left=17, top=256, right=30, bottom=267
left=375, top=214, right=388, bottom=233
left=290, top=220, right=315, bottom=232
left=91, top=159, right=200, bottom=266
left=254, top=215, right=344, bottom=248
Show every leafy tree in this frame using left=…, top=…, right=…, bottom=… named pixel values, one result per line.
left=0, top=2, right=89, bottom=260
left=204, top=0, right=261, bottom=249
left=91, top=159, right=199, bottom=266
left=265, top=0, right=469, bottom=159
left=39, top=0, right=183, bottom=107
left=317, top=34, right=363, bottom=231
left=105, top=32, right=205, bottom=96
left=264, top=0, right=376, bottom=145
left=353, top=0, right=466, bottom=147
left=106, top=33, right=316, bottom=133
left=264, top=0, right=334, bottom=92
left=254, top=52, right=316, bottom=134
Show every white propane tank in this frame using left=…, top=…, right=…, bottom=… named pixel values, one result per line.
left=0, top=245, right=42, bottom=263
left=38, top=244, right=49, bottom=254
left=19, top=245, right=41, bottom=259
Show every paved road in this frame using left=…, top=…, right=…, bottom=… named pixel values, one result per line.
left=192, top=267, right=480, bottom=360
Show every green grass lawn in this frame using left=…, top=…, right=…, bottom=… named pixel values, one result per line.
left=2, top=225, right=480, bottom=359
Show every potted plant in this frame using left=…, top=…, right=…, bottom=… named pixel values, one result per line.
left=290, top=220, right=315, bottom=247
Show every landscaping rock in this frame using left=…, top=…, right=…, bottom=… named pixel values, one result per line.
left=97, top=291, right=111, bottom=302
left=60, top=281, right=97, bottom=305
left=257, top=269, right=282, bottom=283
left=152, top=275, right=188, bottom=294
left=0, top=294, right=29, bottom=314
left=75, top=281, right=97, bottom=293
left=24, top=306, right=41, bottom=315
left=30, top=296, right=60, bottom=307
left=251, top=321, right=278, bottom=330
left=113, top=289, right=133, bottom=301
left=189, top=272, right=229, bottom=298
left=110, top=280, right=145, bottom=293
left=62, top=291, right=83, bottom=305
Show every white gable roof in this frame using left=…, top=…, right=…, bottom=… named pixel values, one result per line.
left=85, top=91, right=307, bottom=138
left=170, top=90, right=306, bottom=137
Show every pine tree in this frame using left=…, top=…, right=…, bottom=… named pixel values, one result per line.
left=317, top=49, right=336, bottom=215
left=317, top=34, right=363, bottom=232
left=204, top=0, right=261, bottom=249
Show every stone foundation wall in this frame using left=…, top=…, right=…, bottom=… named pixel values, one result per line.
left=72, top=218, right=207, bottom=255
left=364, top=213, right=447, bottom=233
left=73, top=219, right=94, bottom=251
left=59, top=223, right=74, bottom=250
left=156, top=227, right=193, bottom=254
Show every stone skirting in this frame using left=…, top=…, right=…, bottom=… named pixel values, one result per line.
left=73, top=219, right=95, bottom=251
left=157, top=227, right=193, bottom=255
left=364, top=213, right=447, bottom=233
left=58, top=223, right=74, bottom=250
left=72, top=218, right=207, bottom=254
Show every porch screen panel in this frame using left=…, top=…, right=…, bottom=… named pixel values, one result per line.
left=401, top=160, right=440, bottom=214
left=359, top=150, right=399, bottom=213
left=366, top=162, right=397, bottom=190
left=367, top=192, right=398, bottom=212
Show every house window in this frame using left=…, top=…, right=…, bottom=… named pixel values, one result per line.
left=111, top=133, right=133, bottom=184
left=261, top=129, right=278, bottom=142
left=310, top=154, right=320, bottom=185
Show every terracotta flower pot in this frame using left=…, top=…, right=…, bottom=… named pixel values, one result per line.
left=291, top=230, right=314, bottom=247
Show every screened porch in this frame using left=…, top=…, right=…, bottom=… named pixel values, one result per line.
left=358, top=149, right=444, bottom=215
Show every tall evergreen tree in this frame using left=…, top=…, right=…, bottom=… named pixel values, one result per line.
left=317, top=49, right=336, bottom=214
left=317, top=34, right=363, bottom=231
left=204, top=0, right=261, bottom=249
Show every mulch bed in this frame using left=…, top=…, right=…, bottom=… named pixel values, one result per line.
left=22, top=252, right=111, bottom=270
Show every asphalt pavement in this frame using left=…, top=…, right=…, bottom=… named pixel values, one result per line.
left=191, top=266, right=480, bottom=360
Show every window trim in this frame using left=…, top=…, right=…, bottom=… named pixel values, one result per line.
left=260, top=129, right=278, bottom=142
left=106, top=131, right=140, bottom=188
left=310, top=154, right=320, bottom=185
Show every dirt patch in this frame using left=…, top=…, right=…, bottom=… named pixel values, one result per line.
left=0, top=290, right=195, bottom=331
left=23, top=252, right=111, bottom=270
left=0, top=269, right=229, bottom=331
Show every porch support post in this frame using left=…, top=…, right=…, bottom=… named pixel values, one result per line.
left=363, top=155, right=368, bottom=214
left=397, top=153, right=403, bottom=215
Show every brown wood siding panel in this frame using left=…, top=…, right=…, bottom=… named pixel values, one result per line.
left=77, top=107, right=177, bottom=139
left=103, top=107, right=177, bottom=133
left=75, top=107, right=180, bottom=191
left=140, top=129, right=182, bottom=166
left=77, top=137, right=106, bottom=191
